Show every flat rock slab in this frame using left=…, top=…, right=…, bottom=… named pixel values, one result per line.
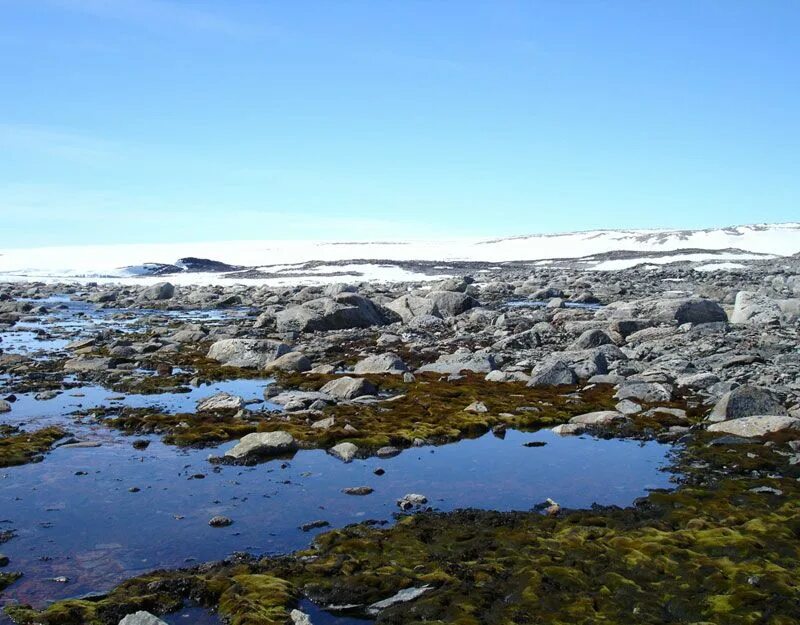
left=707, top=415, right=800, bottom=438
left=367, top=585, right=433, bottom=615
left=207, top=338, right=290, bottom=369
left=570, top=410, right=626, bottom=425
left=197, top=391, right=245, bottom=412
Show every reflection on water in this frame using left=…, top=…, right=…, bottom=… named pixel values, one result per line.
left=0, top=379, right=281, bottom=433
left=297, top=599, right=373, bottom=625
left=162, top=604, right=222, bottom=625
left=0, top=428, right=673, bottom=607
left=0, top=330, right=70, bottom=358
left=1, top=295, right=251, bottom=360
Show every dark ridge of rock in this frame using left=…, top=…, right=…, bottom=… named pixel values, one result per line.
left=176, top=257, right=246, bottom=273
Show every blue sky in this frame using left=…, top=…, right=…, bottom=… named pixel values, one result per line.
left=1, top=1, right=798, bottom=247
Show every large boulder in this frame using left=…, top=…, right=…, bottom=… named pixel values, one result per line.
left=416, top=350, right=496, bottom=375
left=353, top=353, right=408, bottom=375
left=708, top=385, right=787, bottom=422
left=139, top=282, right=175, bottom=302
left=564, top=347, right=617, bottom=379
left=614, top=382, right=672, bottom=403
left=569, top=329, right=614, bottom=350
left=424, top=291, right=478, bottom=317
left=707, top=415, right=800, bottom=438
left=673, top=299, right=727, bottom=325
left=386, top=295, right=437, bottom=322
left=319, top=376, right=377, bottom=400
left=387, top=291, right=478, bottom=321
left=777, top=299, right=800, bottom=321
left=491, top=329, right=541, bottom=351
left=435, top=276, right=474, bottom=292
left=528, top=345, right=621, bottom=386
left=224, top=431, right=297, bottom=461
left=730, top=291, right=782, bottom=325
left=253, top=310, right=277, bottom=329
left=276, top=294, right=394, bottom=332
left=207, top=339, right=290, bottom=369
left=263, top=351, right=312, bottom=373
left=527, top=359, right=577, bottom=388
left=529, top=286, right=564, bottom=300
left=653, top=297, right=727, bottom=325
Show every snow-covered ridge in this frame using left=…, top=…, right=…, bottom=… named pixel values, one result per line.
left=1, top=222, right=798, bottom=285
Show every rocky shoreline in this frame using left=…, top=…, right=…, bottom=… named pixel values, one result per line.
left=1, top=254, right=799, bottom=624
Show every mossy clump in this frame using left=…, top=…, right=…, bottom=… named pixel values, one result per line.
left=5, top=569, right=204, bottom=625
left=0, top=425, right=66, bottom=468
left=169, top=346, right=272, bottom=383
left=4, top=563, right=291, bottom=625
left=217, top=574, right=296, bottom=625
left=100, top=374, right=622, bottom=452
left=271, top=372, right=623, bottom=451
left=104, top=410, right=259, bottom=447
left=0, top=572, right=22, bottom=592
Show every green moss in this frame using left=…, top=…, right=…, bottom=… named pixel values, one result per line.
left=0, top=425, right=66, bottom=468
left=5, top=570, right=204, bottom=625
left=0, top=572, right=22, bottom=592
left=4, top=564, right=296, bottom=625
left=170, top=347, right=270, bottom=383
left=279, top=373, right=621, bottom=452
left=100, top=374, right=620, bottom=452
left=103, top=410, right=258, bottom=447
left=217, top=574, right=295, bottom=625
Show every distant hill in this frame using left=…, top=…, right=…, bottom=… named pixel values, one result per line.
left=1, top=222, right=798, bottom=285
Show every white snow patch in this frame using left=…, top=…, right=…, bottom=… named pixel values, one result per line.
left=693, top=262, right=748, bottom=272
left=591, top=252, right=768, bottom=271
left=1, top=222, right=797, bottom=285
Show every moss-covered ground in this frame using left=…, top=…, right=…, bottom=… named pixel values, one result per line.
left=0, top=425, right=66, bottom=468
left=97, top=373, right=633, bottom=452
